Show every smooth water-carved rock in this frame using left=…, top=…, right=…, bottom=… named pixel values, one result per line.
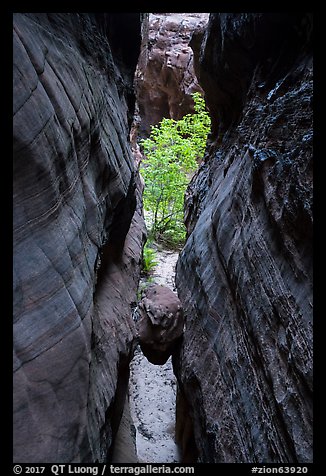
left=138, top=285, right=184, bottom=365
left=175, top=13, right=313, bottom=463
left=13, top=13, right=146, bottom=463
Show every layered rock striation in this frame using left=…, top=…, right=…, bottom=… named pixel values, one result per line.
left=13, top=13, right=146, bottom=462
left=175, top=13, right=313, bottom=463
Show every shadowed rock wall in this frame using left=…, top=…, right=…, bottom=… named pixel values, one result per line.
left=13, top=13, right=146, bottom=462
left=175, top=13, right=313, bottom=463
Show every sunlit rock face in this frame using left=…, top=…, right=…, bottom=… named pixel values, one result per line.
left=134, top=13, right=209, bottom=139
left=175, top=13, right=313, bottom=463
left=138, top=285, right=184, bottom=365
left=13, top=12, right=146, bottom=463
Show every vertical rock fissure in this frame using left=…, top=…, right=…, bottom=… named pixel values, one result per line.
left=124, top=13, right=210, bottom=463
left=128, top=250, right=181, bottom=463
left=13, top=11, right=312, bottom=465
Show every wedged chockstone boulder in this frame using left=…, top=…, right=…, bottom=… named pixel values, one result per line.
left=13, top=13, right=146, bottom=463
left=138, top=285, right=184, bottom=365
left=175, top=13, right=313, bottom=463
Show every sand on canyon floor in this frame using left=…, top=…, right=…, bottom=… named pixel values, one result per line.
left=128, top=247, right=180, bottom=463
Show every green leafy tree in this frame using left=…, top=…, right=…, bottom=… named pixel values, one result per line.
left=140, top=92, right=211, bottom=247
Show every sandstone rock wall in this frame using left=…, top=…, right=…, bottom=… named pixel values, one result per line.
left=13, top=13, right=146, bottom=462
left=175, top=13, right=313, bottom=463
left=134, top=13, right=209, bottom=139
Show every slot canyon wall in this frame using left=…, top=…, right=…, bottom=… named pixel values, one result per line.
left=13, top=13, right=146, bottom=462
left=13, top=11, right=313, bottom=465
left=175, top=13, right=313, bottom=463
left=132, top=13, right=209, bottom=143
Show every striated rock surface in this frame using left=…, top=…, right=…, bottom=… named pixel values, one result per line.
left=175, top=13, right=313, bottom=463
left=13, top=13, right=146, bottom=462
left=134, top=13, right=209, bottom=139
left=138, top=285, right=184, bottom=365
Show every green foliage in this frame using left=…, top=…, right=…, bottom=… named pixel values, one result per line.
left=142, top=241, right=158, bottom=275
left=137, top=277, right=155, bottom=301
left=140, top=92, right=211, bottom=247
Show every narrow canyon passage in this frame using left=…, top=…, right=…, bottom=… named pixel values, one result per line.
left=13, top=13, right=313, bottom=464
left=129, top=249, right=180, bottom=463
